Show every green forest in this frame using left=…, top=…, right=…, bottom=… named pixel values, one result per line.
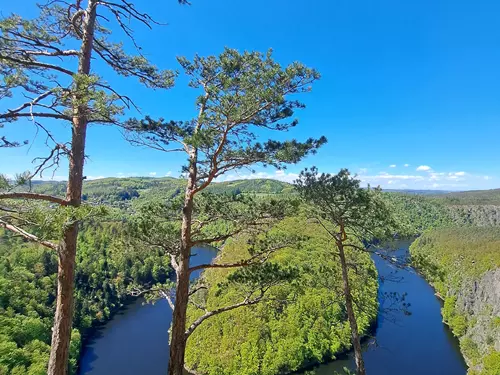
left=1, top=176, right=499, bottom=375
left=1, top=1, right=499, bottom=375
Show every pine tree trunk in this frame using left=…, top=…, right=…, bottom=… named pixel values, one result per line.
left=168, top=156, right=197, bottom=375
left=338, top=241, right=367, bottom=375
left=47, top=2, right=97, bottom=374
left=168, top=255, right=190, bottom=375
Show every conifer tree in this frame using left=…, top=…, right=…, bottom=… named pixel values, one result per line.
left=295, top=168, right=398, bottom=375
left=0, top=1, right=180, bottom=373
left=126, top=47, right=326, bottom=375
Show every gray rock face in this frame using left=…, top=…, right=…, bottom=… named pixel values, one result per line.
left=456, top=268, right=500, bottom=366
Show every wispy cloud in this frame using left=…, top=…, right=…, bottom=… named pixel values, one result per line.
left=416, top=165, right=432, bottom=171
left=149, top=172, right=157, bottom=177
left=404, top=164, right=410, bottom=167
left=389, top=164, right=397, bottom=168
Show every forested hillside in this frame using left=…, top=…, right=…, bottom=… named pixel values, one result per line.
left=2, top=177, right=500, bottom=375
left=185, top=215, right=379, bottom=375
left=30, top=178, right=294, bottom=208
left=0, top=224, right=171, bottom=374
left=411, top=228, right=500, bottom=375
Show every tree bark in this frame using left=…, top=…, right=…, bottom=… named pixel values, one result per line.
left=338, top=241, right=367, bottom=375
left=168, top=153, right=197, bottom=375
left=47, top=2, right=97, bottom=374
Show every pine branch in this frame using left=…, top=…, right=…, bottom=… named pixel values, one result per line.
left=0, top=112, right=71, bottom=121
left=0, top=54, right=75, bottom=76
left=0, top=219, right=58, bottom=250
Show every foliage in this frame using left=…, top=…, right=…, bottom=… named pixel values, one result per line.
left=434, top=189, right=500, bottom=206
left=0, top=222, right=170, bottom=374
left=380, top=192, right=452, bottom=236
left=295, top=168, right=399, bottom=241
left=410, top=226, right=500, bottom=374
left=185, top=216, right=379, bottom=375
left=411, top=227, right=500, bottom=284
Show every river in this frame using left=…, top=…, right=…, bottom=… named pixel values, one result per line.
left=79, top=240, right=467, bottom=375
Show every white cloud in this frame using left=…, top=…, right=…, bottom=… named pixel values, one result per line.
left=389, top=164, right=396, bottom=168
left=358, top=168, right=368, bottom=175
left=449, top=171, right=466, bottom=176
left=165, top=171, right=172, bottom=177
left=32, top=175, right=66, bottom=181
left=404, top=164, right=410, bottom=167
left=149, top=172, right=157, bottom=177
left=86, top=175, right=105, bottom=180
left=416, top=165, right=432, bottom=171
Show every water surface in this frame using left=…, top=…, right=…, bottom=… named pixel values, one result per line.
left=79, top=241, right=467, bottom=375
left=79, top=246, right=217, bottom=375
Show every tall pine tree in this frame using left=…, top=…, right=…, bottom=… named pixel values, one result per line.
left=0, top=1, right=180, bottom=373
left=125, top=47, right=326, bottom=375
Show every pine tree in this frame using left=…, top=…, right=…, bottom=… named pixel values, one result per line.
left=125, top=47, right=326, bottom=375
left=0, top=1, right=180, bottom=373
left=295, top=168, right=398, bottom=375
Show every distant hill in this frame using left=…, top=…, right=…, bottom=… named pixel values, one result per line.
left=29, top=177, right=294, bottom=206
left=433, top=188, right=500, bottom=206
left=25, top=177, right=500, bottom=207
left=383, top=189, right=452, bottom=195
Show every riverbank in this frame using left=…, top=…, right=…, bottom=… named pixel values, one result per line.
left=410, top=227, right=500, bottom=375
left=79, top=237, right=466, bottom=375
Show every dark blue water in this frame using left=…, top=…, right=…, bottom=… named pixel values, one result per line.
left=79, top=240, right=467, bottom=375
left=302, top=240, right=467, bottom=375
left=79, top=246, right=217, bottom=375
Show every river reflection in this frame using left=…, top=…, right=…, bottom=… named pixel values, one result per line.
left=79, top=241, right=466, bottom=375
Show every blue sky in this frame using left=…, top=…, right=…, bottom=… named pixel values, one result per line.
left=1, top=0, right=499, bottom=190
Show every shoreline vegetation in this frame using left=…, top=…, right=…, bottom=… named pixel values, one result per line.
left=1, top=178, right=499, bottom=374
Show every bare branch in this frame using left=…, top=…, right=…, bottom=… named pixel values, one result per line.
left=170, top=254, right=180, bottom=273
left=159, top=289, right=175, bottom=311
left=185, top=291, right=265, bottom=339
left=189, top=285, right=208, bottom=297
left=0, top=192, right=68, bottom=206
left=22, top=49, right=80, bottom=57
left=0, top=219, right=58, bottom=250
left=188, top=242, right=289, bottom=275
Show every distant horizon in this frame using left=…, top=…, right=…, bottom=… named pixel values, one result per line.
left=2, top=0, right=499, bottom=191
left=23, top=174, right=500, bottom=193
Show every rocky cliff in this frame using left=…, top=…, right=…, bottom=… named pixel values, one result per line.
left=410, top=227, right=500, bottom=375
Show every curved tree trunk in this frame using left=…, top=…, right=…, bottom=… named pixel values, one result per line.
left=338, top=241, right=367, bottom=375
left=47, top=2, right=97, bottom=374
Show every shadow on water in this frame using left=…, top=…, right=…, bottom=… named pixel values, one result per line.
left=79, top=241, right=467, bottom=375
left=78, top=246, right=217, bottom=375
left=297, top=240, right=467, bottom=375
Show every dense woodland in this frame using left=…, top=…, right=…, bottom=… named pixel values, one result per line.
left=411, top=227, right=500, bottom=375
left=2, top=177, right=499, bottom=374
left=0, top=2, right=498, bottom=375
